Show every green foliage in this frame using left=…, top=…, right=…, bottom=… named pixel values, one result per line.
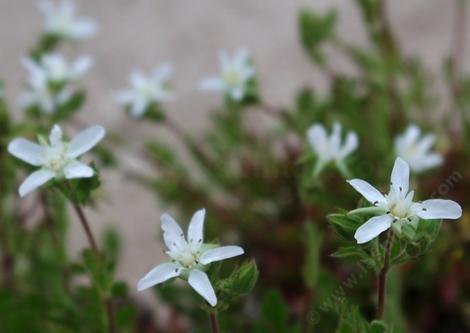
left=216, top=260, right=259, bottom=308
left=299, top=9, right=337, bottom=64
left=303, top=223, right=322, bottom=288
left=254, top=290, right=302, bottom=333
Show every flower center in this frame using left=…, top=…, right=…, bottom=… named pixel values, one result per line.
left=224, top=69, right=241, bottom=86
left=175, top=248, right=200, bottom=269
left=43, top=144, right=70, bottom=172
left=389, top=200, right=410, bottom=219
left=405, top=144, right=419, bottom=158
left=138, top=82, right=159, bottom=100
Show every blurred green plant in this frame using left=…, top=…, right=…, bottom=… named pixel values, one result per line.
left=1, top=0, right=470, bottom=332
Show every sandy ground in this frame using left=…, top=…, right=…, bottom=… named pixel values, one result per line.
left=0, top=0, right=469, bottom=310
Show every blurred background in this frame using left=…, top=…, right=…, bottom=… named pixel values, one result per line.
left=0, top=0, right=469, bottom=322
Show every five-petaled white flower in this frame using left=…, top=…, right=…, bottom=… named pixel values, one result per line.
left=199, top=49, right=255, bottom=101
left=8, top=124, right=105, bottom=197
left=137, top=209, right=244, bottom=307
left=115, top=64, right=173, bottom=118
left=394, top=124, right=443, bottom=173
left=307, top=122, right=359, bottom=176
left=347, top=157, right=462, bottom=244
left=39, top=0, right=97, bottom=40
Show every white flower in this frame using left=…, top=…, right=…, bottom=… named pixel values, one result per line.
left=137, top=209, right=244, bottom=306
left=23, top=53, right=92, bottom=85
left=199, top=49, right=255, bottom=101
left=347, top=157, right=462, bottom=244
left=39, top=0, right=97, bottom=40
left=19, top=53, right=90, bottom=113
left=394, top=124, right=443, bottom=173
left=19, top=73, right=72, bottom=113
left=307, top=122, right=359, bottom=176
left=115, top=64, right=173, bottom=118
left=8, top=124, right=105, bottom=197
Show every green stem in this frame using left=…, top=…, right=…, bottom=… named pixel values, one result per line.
left=377, top=230, right=394, bottom=319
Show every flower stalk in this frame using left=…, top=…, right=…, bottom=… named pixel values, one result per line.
left=377, top=230, right=394, bottom=319
left=69, top=190, right=99, bottom=257
left=209, top=310, right=220, bottom=333
left=64, top=181, right=115, bottom=333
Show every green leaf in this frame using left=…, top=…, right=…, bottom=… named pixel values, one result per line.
left=328, top=213, right=363, bottom=240
left=111, top=281, right=128, bottom=298
left=216, top=260, right=259, bottom=306
left=299, top=9, right=337, bottom=64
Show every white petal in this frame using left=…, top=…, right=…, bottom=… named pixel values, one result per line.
left=338, top=132, right=359, bottom=159
left=414, top=199, right=462, bottom=220
left=354, top=215, right=393, bottom=244
left=234, top=48, right=251, bottom=67
left=230, top=86, right=245, bottom=101
left=129, top=98, right=148, bottom=117
left=67, top=125, right=106, bottom=158
left=137, top=262, right=181, bottom=292
left=153, top=63, right=173, bottom=81
left=391, top=157, right=410, bottom=194
left=161, top=213, right=186, bottom=251
left=187, top=269, right=217, bottom=307
left=38, top=0, right=53, bottom=15
left=161, top=213, right=184, bottom=235
left=307, top=124, right=329, bottom=159
left=330, top=122, right=342, bottom=155
left=403, top=124, right=420, bottom=146
left=49, top=124, right=63, bottom=146
left=19, top=169, right=56, bottom=197
left=187, top=209, right=205, bottom=247
left=199, top=77, right=224, bottom=91
left=69, top=20, right=97, bottom=39
left=347, top=179, right=386, bottom=205
left=64, top=161, right=94, bottom=179
left=22, top=57, right=43, bottom=79
left=114, top=90, right=134, bottom=104
left=130, top=71, right=146, bottom=87
left=199, top=246, right=244, bottom=265
left=8, top=138, right=45, bottom=166
left=416, top=134, right=436, bottom=153
left=71, top=56, right=93, bottom=78
left=420, top=154, right=443, bottom=170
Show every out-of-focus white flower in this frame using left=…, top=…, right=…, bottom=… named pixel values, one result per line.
left=137, top=209, right=244, bottom=307
left=394, top=124, right=443, bottom=173
left=199, top=49, right=255, bottom=101
left=347, top=157, right=462, bottom=244
left=8, top=124, right=105, bottom=197
left=307, top=122, right=359, bottom=176
left=115, top=64, right=173, bottom=118
left=19, top=53, right=91, bottom=112
left=23, top=53, right=92, bottom=84
left=39, top=0, right=97, bottom=40
left=19, top=74, right=71, bottom=113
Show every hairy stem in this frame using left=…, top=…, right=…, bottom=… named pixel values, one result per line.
left=70, top=199, right=100, bottom=257
left=377, top=230, right=394, bottom=319
left=209, top=311, right=220, bottom=333
left=64, top=182, right=115, bottom=333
